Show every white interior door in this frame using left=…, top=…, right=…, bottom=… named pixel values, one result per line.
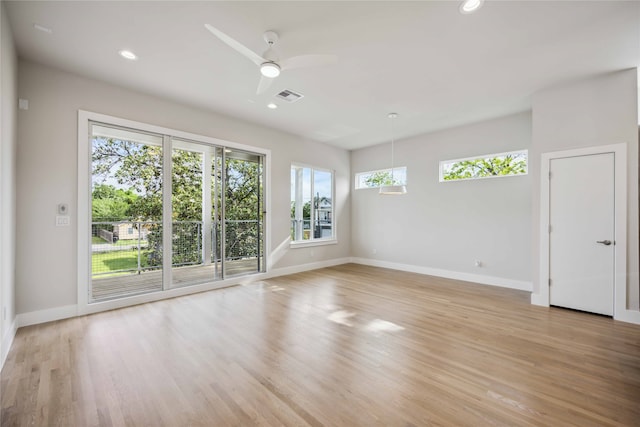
left=549, top=153, right=615, bottom=315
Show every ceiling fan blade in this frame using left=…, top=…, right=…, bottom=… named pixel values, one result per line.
left=204, top=24, right=265, bottom=66
left=280, top=54, right=337, bottom=71
left=256, top=75, right=274, bottom=95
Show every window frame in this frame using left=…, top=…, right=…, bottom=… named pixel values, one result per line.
left=439, top=149, right=528, bottom=182
left=355, top=166, right=407, bottom=190
left=290, top=163, right=336, bottom=248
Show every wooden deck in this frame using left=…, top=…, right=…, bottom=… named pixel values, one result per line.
left=92, top=258, right=260, bottom=300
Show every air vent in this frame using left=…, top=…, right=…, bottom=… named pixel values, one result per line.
left=275, top=89, right=304, bottom=103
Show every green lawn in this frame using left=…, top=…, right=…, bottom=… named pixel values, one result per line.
left=92, top=249, right=141, bottom=277
left=92, top=236, right=144, bottom=247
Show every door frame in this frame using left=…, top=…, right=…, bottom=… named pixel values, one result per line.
left=77, top=110, right=271, bottom=316
left=535, top=143, right=627, bottom=319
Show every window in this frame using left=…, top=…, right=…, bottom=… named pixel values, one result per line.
left=291, top=165, right=334, bottom=243
left=440, top=150, right=528, bottom=182
left=355, top=167, right=407, bottom=189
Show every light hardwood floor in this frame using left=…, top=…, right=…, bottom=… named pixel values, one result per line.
left=2, top=264, right=639, bottom=426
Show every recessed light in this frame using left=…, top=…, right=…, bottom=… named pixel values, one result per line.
left=119, top=50, right=138, bottom=60
left=267, top=103, right=278, bottom=109
left=460, top=0, right=484, bottom=14
left=33, top=23, right=52, bottom=34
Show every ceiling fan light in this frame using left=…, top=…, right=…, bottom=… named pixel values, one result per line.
left=260, top=62, right=281, bottom=78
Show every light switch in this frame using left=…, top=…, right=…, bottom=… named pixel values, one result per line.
left=56, top=215, right=70, bottom=227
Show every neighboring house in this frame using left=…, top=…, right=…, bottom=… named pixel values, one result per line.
left=96, top=222, right=151, bottom=243
left=315, top=198, right=332, bottom=238
left=112, top=222, right=150, bottom=241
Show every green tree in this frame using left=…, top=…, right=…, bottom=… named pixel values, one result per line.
left=93, top=138, right=165, bottom=267
left=223, top=158, right=263, bottom=260
left=92, top=198, right=129, bottom=222
left=364, top=170, right=403, bottom=187
left=443, top=153, right=527, bottom=181
left=91, top=184, right=138, bottom=221
left=170, top=150, right=204, bottom=265
left=92, top=138, right=164, bottom=220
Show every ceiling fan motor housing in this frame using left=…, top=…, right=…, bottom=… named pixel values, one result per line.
left=262, top=31, right=280, bottom=62
left=263, top=30, right=279, bottom=46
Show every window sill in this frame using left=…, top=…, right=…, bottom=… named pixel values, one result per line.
left=290, top=239, right=338, bottom=249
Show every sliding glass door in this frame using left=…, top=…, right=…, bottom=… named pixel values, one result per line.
left=90, top=125, right=165, bottom=300
left=222, top=149, right=264, bottom=277
left=89, top=122, right=265, bottom=302
left=171, top=139, right=219, bottom=288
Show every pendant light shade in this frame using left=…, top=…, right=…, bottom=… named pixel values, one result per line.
left=379, top=113, right=407, bottom=195
left=379, top=184, right=407, bottom=195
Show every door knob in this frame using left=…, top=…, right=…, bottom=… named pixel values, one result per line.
left=596, top=240, right=612, bottom=246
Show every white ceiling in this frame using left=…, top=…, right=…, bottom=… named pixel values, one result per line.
left=5, top=1, right=640, bottom=150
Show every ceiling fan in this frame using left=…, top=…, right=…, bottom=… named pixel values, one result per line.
left=204, top=24, right=337, bottom=95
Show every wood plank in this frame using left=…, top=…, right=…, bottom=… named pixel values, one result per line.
left=2, top=264, right=640, bottom=426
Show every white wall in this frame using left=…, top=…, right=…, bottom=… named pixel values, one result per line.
left=531, top=69, right=639, bottom=312
left=16, top=60, right=351, bottom=316
left=1, top=2, right=18, bottom=365
left=351, top=112, right=532, bottom=289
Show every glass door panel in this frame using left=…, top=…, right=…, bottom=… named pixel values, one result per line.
left=212, top=147, right=223, bottom=280
left=223, top=150, right=264, bottom=277
left=90, top=123, right=164, bottom=301
left=170, top=140, right=202, bottom=287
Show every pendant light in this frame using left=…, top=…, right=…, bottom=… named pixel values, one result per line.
left=379, top=113, right=407, bottom=195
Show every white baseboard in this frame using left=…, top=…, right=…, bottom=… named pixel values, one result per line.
left=615, top=309, right=640, bottom=325
left=530, top=291, right=549, bottom=307
left=16, top=304, right=78, bottom=328
left=531, top=289, right=640, bottom=325
left=2, top=318, right=17, bottom=368
left=350, top=257, right=532, bottom=291
left=266, top=257, right=351, bottom=278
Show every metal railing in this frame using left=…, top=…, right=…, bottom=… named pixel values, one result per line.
left=92, top=220, right=261, bottom=277
left=290, top=219, right=333, bottom=240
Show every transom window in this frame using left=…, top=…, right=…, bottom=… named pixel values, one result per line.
left=290, top=165, right=334, bottom=243
left=355, top=167, right=407, bottom=189
left=440, top=150, right=528, bottom=182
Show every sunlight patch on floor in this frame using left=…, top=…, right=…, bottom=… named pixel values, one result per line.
left=327, top=310, right=356, bottom=326
left=364, top=319, right=405, bottom=333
